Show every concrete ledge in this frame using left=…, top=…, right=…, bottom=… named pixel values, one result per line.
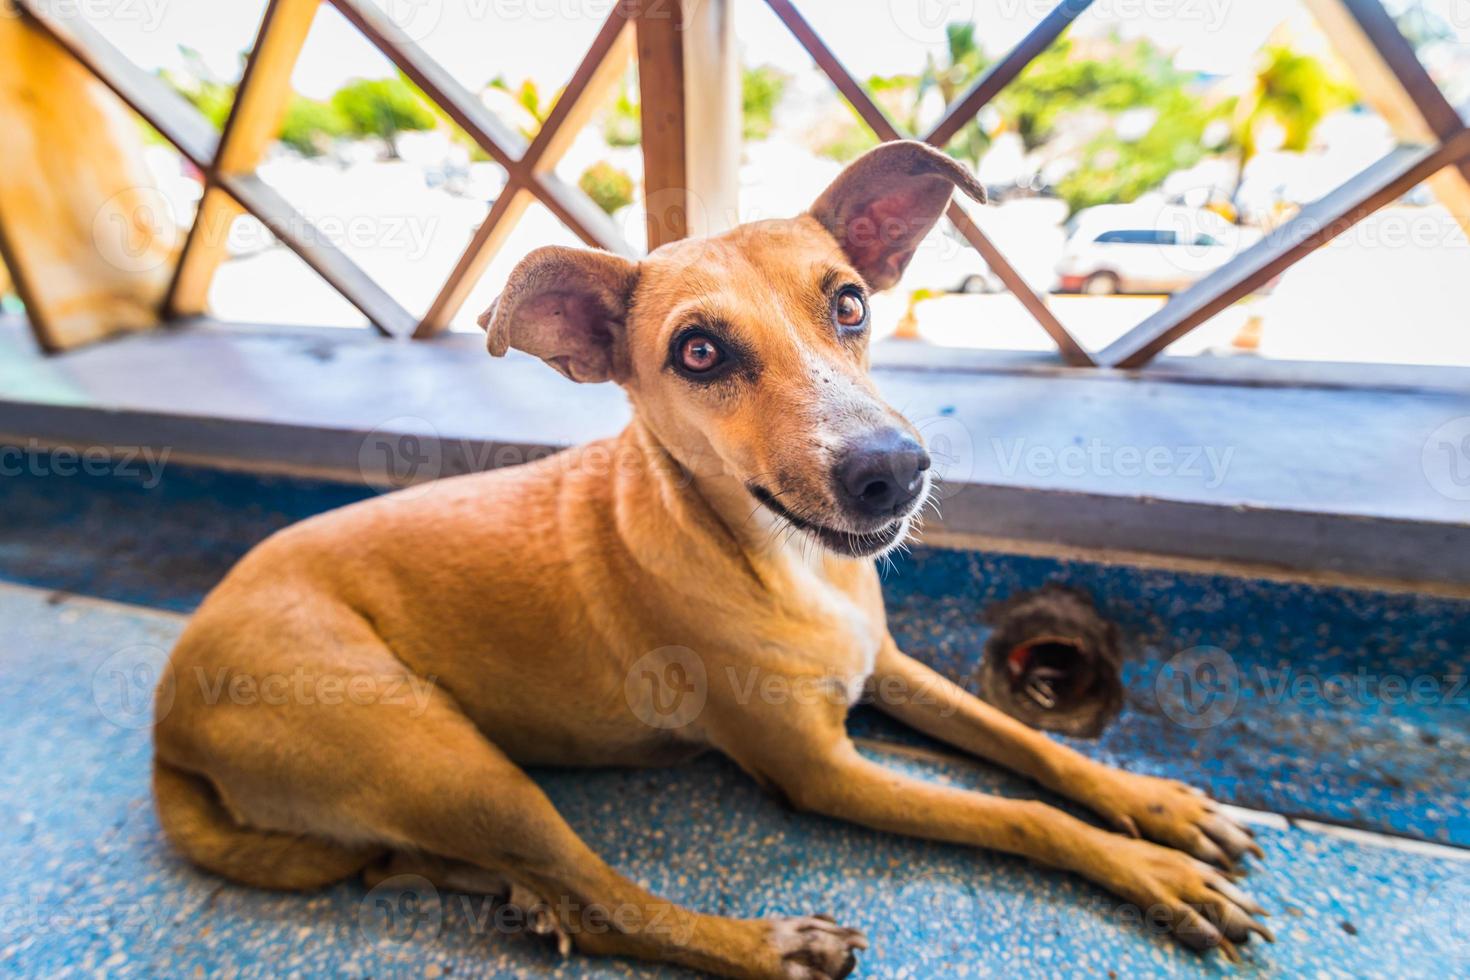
left=2, top=316, right=1467, bottom=587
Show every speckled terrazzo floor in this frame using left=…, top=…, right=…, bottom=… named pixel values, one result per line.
left=4, top=582, right=1469, bottom=979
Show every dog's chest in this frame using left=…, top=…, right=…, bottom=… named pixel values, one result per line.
left=786, top=568, right=884, bottom=703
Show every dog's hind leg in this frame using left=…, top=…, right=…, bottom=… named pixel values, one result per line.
left=160, top=638, right=864, bottom=979
left=362, top=852, right=584, bottom=955
left=363, top=851, right=509, bottom=895
left=330, top=702, right=865, bottom=979
left=153, top=757, right=383, bottom=890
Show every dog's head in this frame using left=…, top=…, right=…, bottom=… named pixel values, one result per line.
left=481, top=141, right=986, bottom=558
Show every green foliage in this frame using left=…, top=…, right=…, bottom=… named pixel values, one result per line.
left=1057, top=88, right=1223, bottom=213
left=487, top=75, right=552, bottom=142
left=578, top=160, right=635, bottom=215
left=162, top=48, right=235, bottom=131
left=159, top=47, right=436, bottom=159
left=998, top=38, right=1180, bottom=153
left=815, top=27, right=1351, bottom=215
left=814, top=94, right=882, bottom=162
left=604, top=82, right=642, bottom=148
left=163, top=66, right=233, bottom=132
left=279, top=97, right=349, bottom=157
left=742, top=65, right=789, bottom=141
left=1229, top=45, right=1357, bottom=161
left=330, top=77, right=437, bottom=150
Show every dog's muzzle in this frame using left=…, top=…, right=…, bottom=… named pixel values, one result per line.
left=831, top=428, right=931, bottom=522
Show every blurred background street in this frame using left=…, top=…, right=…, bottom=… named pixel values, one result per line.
left=26, top=0, right=1469, bottom=366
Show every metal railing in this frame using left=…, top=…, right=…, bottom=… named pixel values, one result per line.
left=6, top=0, right=1469, bottom=369
left=762, top=0, right=1470, bottom=368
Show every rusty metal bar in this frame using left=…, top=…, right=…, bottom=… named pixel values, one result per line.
left=416, top=6, right=634, bottom=336
left=17, top=0, right=217, bottom=167
left=327, top=0, right=632, bottom=256
left=1099, top=132, right=1470, bottom=369
left=761, top=0, right=1094, bottom=365
left=166, top=0, right=322, bottom=319
left=924, top=0, right=1093, bottom=148
left=633, top=0, right=690, bottom=249
left=17, top=0, right=416, bottom=338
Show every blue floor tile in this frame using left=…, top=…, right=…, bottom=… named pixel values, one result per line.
left=2, top=583, right=1467, bottom=979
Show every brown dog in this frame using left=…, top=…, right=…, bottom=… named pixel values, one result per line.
left=152, top=141, right=1270, bottom=978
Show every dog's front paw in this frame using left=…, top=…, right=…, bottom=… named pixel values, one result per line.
left=763, top=915, right=867, bottom=979
left=1087, top=769, right=1263, bottom=870
left=1097, top=837, right=1274, bottom=961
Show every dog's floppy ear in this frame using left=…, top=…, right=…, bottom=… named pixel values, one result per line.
left=808, top=140, right=987, bottom=291
left=479, top=246, right=639, bottom=383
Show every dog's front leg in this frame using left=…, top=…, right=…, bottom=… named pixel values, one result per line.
left=711, top=703, right=1270, bottom=960
left=867, top=636, right=1262, bottom=869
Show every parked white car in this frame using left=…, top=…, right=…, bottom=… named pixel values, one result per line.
left=1054, top=204, right=1257, bottom=295
left=903, top=224, right=1004, bottom=294
left=903, top=197, right=1069, bottom=295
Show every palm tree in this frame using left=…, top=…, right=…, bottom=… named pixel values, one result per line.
left=1228, top=45, right=1357, bottom=211
left=913, top=23, right=991, bottom=166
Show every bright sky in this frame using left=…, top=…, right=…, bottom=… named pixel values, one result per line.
left=86, top=0, right=1468, bottom=98
left=93, top=0, right=1294, bottom=95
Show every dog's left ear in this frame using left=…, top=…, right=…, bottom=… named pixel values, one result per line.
left=808, top=140, right=987, bottom=291
left=479, top=246, right=639, bottom=383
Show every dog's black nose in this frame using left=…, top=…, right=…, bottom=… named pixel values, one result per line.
left=834, top=430, right=931, bottom=519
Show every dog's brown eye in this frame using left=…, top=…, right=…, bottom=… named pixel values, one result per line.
left=834, top=287, right=867, bottom=331
left=678, top=334, right=723, bottom=373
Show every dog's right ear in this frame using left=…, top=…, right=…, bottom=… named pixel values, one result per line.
left=808, top=140, right=987, bottom=291
left=479, top=246, right=639, bottom=384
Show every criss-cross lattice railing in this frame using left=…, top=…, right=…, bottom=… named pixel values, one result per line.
left=10, top=0, right=1470, bottom=368
left=15, top=0, right=647, bottom=341
left=763, top=0, right=1470, bottom=368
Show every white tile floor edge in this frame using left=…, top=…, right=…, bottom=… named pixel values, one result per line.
left=1292, top=819, right=1470, bottom=862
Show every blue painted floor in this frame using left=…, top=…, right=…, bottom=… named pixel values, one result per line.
left=3, top=582, right=1469, bottom=978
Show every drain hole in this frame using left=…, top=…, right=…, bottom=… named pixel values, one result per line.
left=979, top=586, right=1124, bottom=738
left=1007, top=635, right=1097, bottom=712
